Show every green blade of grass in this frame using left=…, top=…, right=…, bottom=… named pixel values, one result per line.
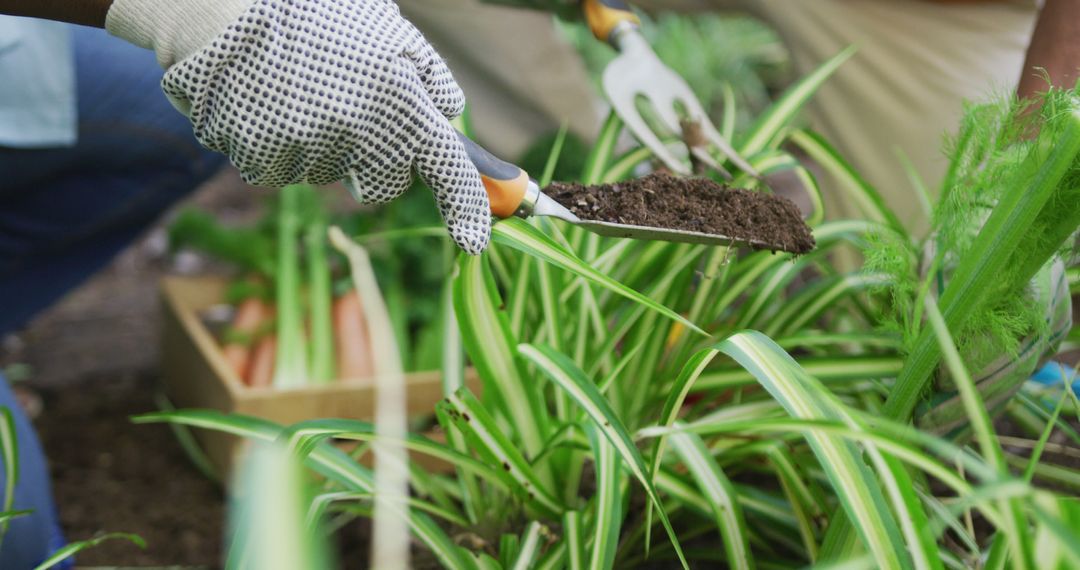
left=669, top=428, right=755, bottom=570
left=0, top=407, right=17, bottom=548
left=311, top=492, right=470, bottom=530
left=692, top=356, right=904, bottom=392
left=510, top=521, right=546, bottom=570
left=275, top=418, right=511, bottom=490
left=519, top=343, right=689, bottom=569
left=765, top=273, right=892, bottom=339
left=453, top=253, right=551, bottom=465
left=226, top=442, right=334, bottom=570
left=603, top=144, right=665, bottom=183
left=586, top=424, right=624, bottom=570
left=132, top=410, right=472, bottom=570
left=1029, top=496, right=1080, bottom=568
left=643, top=418, right=993, bottom=521
left=33, top=533, right=146, bottom=570
left=740, top=46, right=855, bottom=157
left=536, top=541, right=569, bottom=570
left=1022, top=392, right=1069, bottom=484
left=789, top=129, right=906, bottom=234
left=715, top=331, right=909, bottom=569
left=540, top=124, right=569, bottom=188
left=583, top=112, right=623, bottom=185
left=438, top=389, right=564, bottom=519
left=564, top=511, right=585, bottom=570
left=767, top=447, right=823, bottom=560
left=492, top=219, right=706, bottom=336
left=874, top=452, right=944, bottom=570
left=923, top=297, right=1033, bottom=569
left=643, top=344, right=724, bottom=549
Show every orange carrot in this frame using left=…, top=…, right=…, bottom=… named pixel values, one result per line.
left=333, top=290, right=374, bottom=381
left=222, top=298, right=273, bottom=382
left=247, top=335, right=277, bottom=388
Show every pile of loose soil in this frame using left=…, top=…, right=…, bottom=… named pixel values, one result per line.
left=546, top=172, right=816, bottom=254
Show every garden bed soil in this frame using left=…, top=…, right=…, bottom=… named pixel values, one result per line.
left=29, top=373, right=405, bottom=568
left=545, top=172, right=815, bottom=254
left=34, top=374, right=225, bottom=567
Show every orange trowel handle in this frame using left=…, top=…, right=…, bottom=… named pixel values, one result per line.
left=582, top=0, right=640, bottom=43
left=456, top=131, right=530, bottom=219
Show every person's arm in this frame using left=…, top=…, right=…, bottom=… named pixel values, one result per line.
left=1, top=0, right=493, bottom=254
left=0, top=0, right=113, bottom=27
left=1018, top=0, right=1080, bottom=98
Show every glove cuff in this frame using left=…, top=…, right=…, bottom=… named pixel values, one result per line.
left=105, top=0, right=255, bottom=68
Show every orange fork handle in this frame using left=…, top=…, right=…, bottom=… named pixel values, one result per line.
left=456, top=131, right=530, bottom=219
left=582, top=0, right=640, bottom=43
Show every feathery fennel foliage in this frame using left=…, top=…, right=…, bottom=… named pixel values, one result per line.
left=869, top=86, right=1080, bottom=414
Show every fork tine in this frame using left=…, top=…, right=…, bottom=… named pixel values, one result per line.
left=623, top=111, right=691, bottom=176
left=606, top=87, right=691, bottom=175
left=641, top=90, right=735, bottom=178
left=677, top=94, right=761, bottom=178
left=689, top=146, right=733, bottom=180
left=649, top=94, right=685, bottom=136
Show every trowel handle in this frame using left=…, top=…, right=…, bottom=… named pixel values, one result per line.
left=456, top=131, right=531, bottom=219
left=582, top=0, right=640, bottom=43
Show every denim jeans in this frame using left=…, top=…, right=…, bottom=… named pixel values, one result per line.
left=0, top=25, right=225, bottom=568
left=0, top=373, right=67, bottom=569
left=0, top=24, right=226, bottom=337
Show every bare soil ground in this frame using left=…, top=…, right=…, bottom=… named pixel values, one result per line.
left=2, top=169, right=265, bottom=567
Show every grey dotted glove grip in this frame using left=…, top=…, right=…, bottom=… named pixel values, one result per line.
left=161, top=0, right=491, bottom=254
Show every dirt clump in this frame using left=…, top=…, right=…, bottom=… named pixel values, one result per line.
left=545, top=172, right=815, bottom=254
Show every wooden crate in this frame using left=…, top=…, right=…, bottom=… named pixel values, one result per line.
left=159, top=275, right=476, bottom=476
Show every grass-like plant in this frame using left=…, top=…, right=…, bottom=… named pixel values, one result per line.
left=138, top=56, right=1080, bottom=569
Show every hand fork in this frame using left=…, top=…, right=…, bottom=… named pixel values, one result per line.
left=582, top=0, right=760, bottom=178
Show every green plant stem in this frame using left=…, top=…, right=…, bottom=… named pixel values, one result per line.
left=306, top=220, right=335, bottom=383
left=273, top=185, right=309, bottom=388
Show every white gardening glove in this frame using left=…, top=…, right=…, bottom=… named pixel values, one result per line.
left=106, top=0, right=491, bottom=254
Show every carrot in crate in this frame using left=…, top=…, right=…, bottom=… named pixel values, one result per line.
left=333, top=290, right=374, bottom=380
left=247, top=335, right=277, bottom=388
left=221, top=297, right=273, bottom=381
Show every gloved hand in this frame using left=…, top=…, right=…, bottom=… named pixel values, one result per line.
left=105, top=0, right=491, bottom=254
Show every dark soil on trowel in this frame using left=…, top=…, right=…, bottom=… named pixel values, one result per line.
left=545, top=172, right=816, bottom=255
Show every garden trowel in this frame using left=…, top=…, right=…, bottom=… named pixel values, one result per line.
left=457, top=132, right=808, bottom=254
left=582, top=0, right=759, bottom=179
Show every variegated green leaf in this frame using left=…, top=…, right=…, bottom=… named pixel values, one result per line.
left=33, top=533, right=146, bottom=570
left=669, top=427, right=754, bottom=570
left=492, top=218, right=707, bottom=336
left=510, top=521, right=546, bottom=570
left=0, top=407, right=17, bottom=545
left=454, top=253, right=551, bottom=466
left=518, top=343, right=688, bottom=569
left=740, top=46, right=855, bottom=156
left=133, top=410, right=471, bottom=570
left=438, top=389, right=564, bottom=519
left=715, top=331, right=908, bottom=569
left=586, top=425, right=623, bottom=570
